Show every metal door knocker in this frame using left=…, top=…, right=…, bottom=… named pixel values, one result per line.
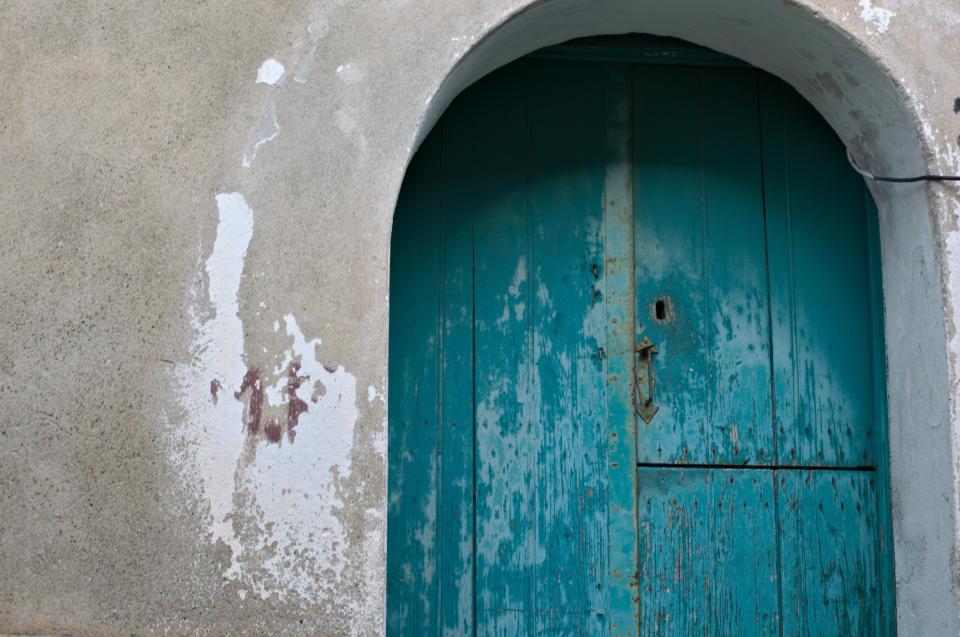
left=635, top=336, right=659, bottom=423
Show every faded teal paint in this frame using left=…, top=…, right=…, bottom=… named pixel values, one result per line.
left=636, top=468, right=780, bottom=636
left=633, top=65, right=773, bottom=466
left=760, top=76, right=880, bottom=467
left=387, top=125, right=443, bottom=634
left=388, top=36, right=894, bottom=637
left=757, top=77, right=895, bottom=635
left=778, top=471, right=883, bottom=636
left=603, top=62, right=640, bottom=637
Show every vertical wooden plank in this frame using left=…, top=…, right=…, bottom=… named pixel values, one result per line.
left=632, top=66, right=772, bottom=465
left=467, top=61, right=539, bottom=637
left=528, top=58, right=610, bottom=636
left=757, top=74, right=789, bottom=468
left=760, top=76, right=891, bottom=635
left=387, top=129, right=443, bottom=636
left=636, top=468, right=779, bottom=636
left=603, top=63, right=640, bottom=637
left=760, top=77, right=877, bottom=468
left=438, top=93, right=477, bottom=637
left=778, top=470, right=883, bottom=636
left=695, top=69, right=772, bottom=465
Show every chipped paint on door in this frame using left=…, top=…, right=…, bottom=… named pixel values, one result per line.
left=388, top=36, right=895, bottom=637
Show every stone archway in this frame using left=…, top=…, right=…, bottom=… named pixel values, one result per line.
left=395, top=2, right=958, bottom=633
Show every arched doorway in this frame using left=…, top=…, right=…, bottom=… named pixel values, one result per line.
left=388, top=35, right=895, bottom=635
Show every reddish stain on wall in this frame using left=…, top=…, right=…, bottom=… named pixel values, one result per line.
left=264, top=420, right=283, bottom=443
left=233, top=362, right=311, bottom=445
left=210, top=379, right=223, bottom=404
left=284, top=361, right=309, bottom=442
left=235, top=368, right=265, bottom=435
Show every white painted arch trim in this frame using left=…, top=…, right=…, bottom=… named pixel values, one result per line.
left=395, top=1, right=960, bottom=633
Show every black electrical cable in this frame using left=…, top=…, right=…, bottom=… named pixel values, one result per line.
left=875, top=175, right=960, bottom=183
left=847, top=149, right=960, bottom=183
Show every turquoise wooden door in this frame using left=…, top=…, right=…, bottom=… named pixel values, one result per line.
left=388, top=37, right=895, bottom=637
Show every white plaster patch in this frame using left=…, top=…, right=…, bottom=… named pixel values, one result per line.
left=174, top=193, right=360, bottom=603
left=174, top=192, right=254, bottom=575
left=858, top=0, right=895, bottom=34
left=256, top=58, right=285, bottom=85
left=232, top=313, right=357, bottom=600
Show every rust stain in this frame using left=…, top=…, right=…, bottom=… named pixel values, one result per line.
left=264, top=420, right=283, bottom=443
left=233, top=362, right=311, bottom=445
left=284, top=361, right=309, bottom=442
left=235, top=368, right=265, bottom=435
left=210, top=379, right=223, bottom=403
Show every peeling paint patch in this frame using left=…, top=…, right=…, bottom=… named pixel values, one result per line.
left=174, top=192, right=254, bottom=583
left=858, top=0, right=895, bottom=34
left=232, top=313, right=359, bottom=599
left=256, top=58, right=285, bottom=85
left=496, top=257, right=527, bottom=329
left=174, top=193, right=360, bottom=603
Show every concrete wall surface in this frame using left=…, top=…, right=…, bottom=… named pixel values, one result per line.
left=2, top=0, right=960, bottom=635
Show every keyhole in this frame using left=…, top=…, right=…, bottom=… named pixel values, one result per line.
left=655, top=298, right=667, bottom=321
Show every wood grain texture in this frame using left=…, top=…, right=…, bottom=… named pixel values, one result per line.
left=467, top=62, right=536, bottom=635
left=632, top=66, right=773, bottom=466
left=459, top=60, right=620, bottom=635
left=637, top=468, right=779, bottom=636
left=440, top=86, right=479, bottom=636
left=527, top=59, right=609, bottom=636
left=388, top=43, right=895, bottom=637
left=387, top=128, right=443, bottom=635
left=759, top=77, right=878, bottom=468
left=778, top=471, right=884, bottom=636
left=604, top=62, right=641, bottom=637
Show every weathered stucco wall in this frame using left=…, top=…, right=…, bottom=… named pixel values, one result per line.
left=2, top=0, right=960, bottom=635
